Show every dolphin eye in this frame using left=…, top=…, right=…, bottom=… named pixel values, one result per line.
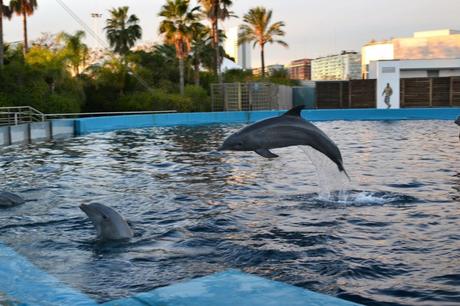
left=102, top=214, right=108, bottom=220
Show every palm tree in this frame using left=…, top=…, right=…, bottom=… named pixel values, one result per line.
left=57, top=30, right=89, bottom=75
left=198, top=0, right=234, bottom=82
left=239, top=6, right=288, bottom=77
left=9, top=0, right=37, bottom=55
left=190, top=26, right=226, bottom=86
left=190, top=23, right=210, bottom=86
left=104, top=6, right=142, bottom=59
left=0, top=0, right=12, bottom=68
left=158, top=0, right=200, bottom=95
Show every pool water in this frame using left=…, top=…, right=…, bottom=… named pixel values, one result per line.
left=0, top=120, right=459, bottom=305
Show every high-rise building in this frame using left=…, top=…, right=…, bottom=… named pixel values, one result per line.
left=362, top=29, right=460, bottom=78
left=288, top=59, right=311, bottom=80
left=252, top=64, right=285, bottom=76
left=223, top=26, right=251, bottom=70
left=311, top=51, right=361, bottom=80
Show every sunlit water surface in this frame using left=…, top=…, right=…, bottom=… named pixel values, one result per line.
left=0, top=120, right=459, bottom=305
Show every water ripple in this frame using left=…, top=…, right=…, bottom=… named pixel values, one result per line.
left=0, top=120, right=459, bottom=305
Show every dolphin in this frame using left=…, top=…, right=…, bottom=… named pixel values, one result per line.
left=218, top=105, right=349, bottom=177
left=80, top=203, right=134, bottom=240
left=0, top=191, right=25, bottom=208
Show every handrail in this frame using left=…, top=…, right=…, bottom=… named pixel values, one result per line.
left=0, top=108, right=178, bottom=126
left=44, top=110, right=177, bottom=118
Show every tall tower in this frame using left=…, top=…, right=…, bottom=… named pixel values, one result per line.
left=223, top=26, right=251, bottom=70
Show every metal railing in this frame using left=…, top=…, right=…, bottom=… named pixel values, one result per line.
left=210, top=82, right=293, bottom=112
left=0, top=107, right=177, bottom=126
left=0, top=106, right=45, bottom=126
left=43, top=110, right=176, bottom=119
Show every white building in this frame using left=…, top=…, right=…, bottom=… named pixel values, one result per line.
left=362, top=29, right=460, bottom=78
left=369, top=58, right=460, bottom=109
left=223, top=26, right=251, bottom=70
left=311, top=51, right=361, bottom=80
left=252, top=64, right=284, bottom=76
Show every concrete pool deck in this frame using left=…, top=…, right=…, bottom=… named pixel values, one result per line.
left=75, top=107, right=460, bottom=135
left=0, top=242, right=361, bottom=305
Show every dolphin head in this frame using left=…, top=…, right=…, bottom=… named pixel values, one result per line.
left=80, top=203, right=134, bottom=240
left=218, top=131, right=254, bottom=151
left=455, top=116, right=460, bottom=126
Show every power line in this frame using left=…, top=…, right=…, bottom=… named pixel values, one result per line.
left=54, top=0, right=155, bottom=93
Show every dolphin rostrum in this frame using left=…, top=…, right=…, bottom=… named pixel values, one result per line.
left=80, top=203, right=134, bottom=240
left=0, top=191, right=25, bottom=208
left=218, top=105, right=349, bottom=177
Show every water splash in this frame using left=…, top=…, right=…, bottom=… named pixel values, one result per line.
left=298, top=146, right=351, bottom=201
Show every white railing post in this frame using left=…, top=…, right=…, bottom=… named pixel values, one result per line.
left=14, top=113, right=18, bottom=125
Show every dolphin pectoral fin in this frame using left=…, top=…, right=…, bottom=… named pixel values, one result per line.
left=255, top=149, right=279, bottom=158
left=283, top=105, right=305, bottom=117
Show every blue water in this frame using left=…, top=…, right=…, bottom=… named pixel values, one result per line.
left=0, top=120, right=459, bottom=305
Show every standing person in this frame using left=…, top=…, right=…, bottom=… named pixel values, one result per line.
left=455, top=116, right=460, bottom=140
left=382, top=83, right=393, bottom=109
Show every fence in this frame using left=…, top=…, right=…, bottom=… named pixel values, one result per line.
left=0, top=106, right=45, bottom=126
left=400, top=77, right=460, bottom=107
left=316, top=80, right=376, bottom=109
left=210, top=83, right=292, bottom=111
left=315, top=77, right=460, bottom=109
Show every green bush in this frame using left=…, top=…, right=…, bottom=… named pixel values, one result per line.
left=116, top=89, right=193, bottom=112
left=184, top=85, right=211, bottom=112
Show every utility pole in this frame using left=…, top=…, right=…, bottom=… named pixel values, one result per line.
left=90, top=13, right=102, bottom=47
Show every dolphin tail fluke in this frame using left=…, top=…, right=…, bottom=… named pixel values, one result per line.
left=338, top=163, right=351, bottom=181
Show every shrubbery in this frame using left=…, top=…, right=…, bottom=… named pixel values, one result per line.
left=1, top=41, right=297, bottom=114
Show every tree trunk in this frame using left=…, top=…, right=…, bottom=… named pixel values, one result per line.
left=22, top=10, right=28, bottom=55
left=261, top=45, right=265, bottom=77
left=214, top=20, right=222, bottom=84
left=179, top=57, right=185, bottom=95
left=194, top=61, right=200, bottom=86
left=211, top=18, right=218, bottom=77
left=0, top=0, right=4, bottom=68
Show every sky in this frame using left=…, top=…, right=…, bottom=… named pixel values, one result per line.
left=3, top=0, right=460, bottom=67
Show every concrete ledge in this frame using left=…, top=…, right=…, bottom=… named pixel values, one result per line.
left=51, top=119, right=75, bottom=139
left=30, top=121, right=51, bottom=142
left=0, top=243, right=97, bottom=306
left=103, top=270, right=361, bottom=306
left=75, top=108, right=460, bottom=135
left=9, top=123, right=29, bottom=144
left=0, top=126, right=10, bottom=146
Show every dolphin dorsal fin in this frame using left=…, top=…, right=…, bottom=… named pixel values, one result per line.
left=283, top=105, right=305, bottom=117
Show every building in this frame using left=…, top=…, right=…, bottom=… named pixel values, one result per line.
left=288, top=59, right=311, bottom=80
left=362, top=29, right=460, bottom=78
left=223, top=26, right=251, bottom=70
left=311, top=51, right=361, bottom=80
left=369, top=58, right=460, bottom=79
left=369, top=58, right=460, bottom=109
left=252, top=64, right=285, bottom=76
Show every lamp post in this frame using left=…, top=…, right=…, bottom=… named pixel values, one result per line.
left=90, top=13, right=103, bottom=47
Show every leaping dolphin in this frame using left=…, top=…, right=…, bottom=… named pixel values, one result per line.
left=80, top=203, right=134, bottom=240
left=218, top=105, right=349, bottom=178
left=0, top=191, right=25, bottom=208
